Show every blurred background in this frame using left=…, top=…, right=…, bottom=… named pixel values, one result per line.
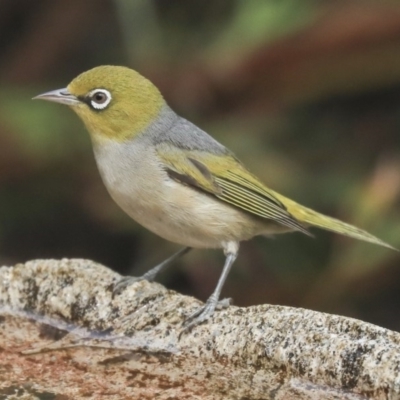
left=1, top=0, right=400, bottom=330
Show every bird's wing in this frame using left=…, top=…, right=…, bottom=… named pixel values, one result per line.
left=156, top=144, right=309, bottom=235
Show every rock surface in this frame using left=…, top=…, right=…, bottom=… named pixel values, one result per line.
left=0, top=259, right=399, bottom=399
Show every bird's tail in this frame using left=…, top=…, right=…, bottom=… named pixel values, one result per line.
left=272, top=191, right=396, bottom=250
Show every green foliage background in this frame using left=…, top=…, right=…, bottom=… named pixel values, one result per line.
left=1, top=0, right=400, bottom=330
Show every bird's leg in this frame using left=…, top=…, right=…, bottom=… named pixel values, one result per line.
left=181, top=242, right=239, bottom=333
left=113, top=247, right=191, bottom=294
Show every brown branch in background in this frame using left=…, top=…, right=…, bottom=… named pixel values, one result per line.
left=216, top=3, right=400, bottom=115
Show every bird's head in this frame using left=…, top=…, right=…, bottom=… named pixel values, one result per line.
left=34, top=65, right=165, bottom=142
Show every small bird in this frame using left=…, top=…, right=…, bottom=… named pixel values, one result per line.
left=35, top=65, right=394, bottom=331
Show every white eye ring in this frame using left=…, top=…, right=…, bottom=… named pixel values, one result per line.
left=88, top=89, right=112, bottom=110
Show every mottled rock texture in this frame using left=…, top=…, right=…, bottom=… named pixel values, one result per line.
left=0, top=259, right=399, bottom=399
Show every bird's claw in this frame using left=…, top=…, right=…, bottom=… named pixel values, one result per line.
left=179, top=297, right=232, bottom=337
left=113, top=248, right=192, bottom=297
left=112, top=275, right=143, bottom=297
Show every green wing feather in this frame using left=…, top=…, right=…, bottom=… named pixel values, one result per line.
left=269, top=191, right=396, bottom=249
left=157, top=144, right=395, bottom=249
left=156, top=144, right=309, bottom=235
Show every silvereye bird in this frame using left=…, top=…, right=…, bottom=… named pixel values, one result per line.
left=35, top=65, right=394, bottom=331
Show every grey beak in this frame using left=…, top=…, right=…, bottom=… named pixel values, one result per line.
left=33, top=88, right=80, bottom=106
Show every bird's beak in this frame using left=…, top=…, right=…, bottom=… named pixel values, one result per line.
left=33, top=88, right=80, bottom=106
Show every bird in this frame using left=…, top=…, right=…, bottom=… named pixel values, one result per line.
left=34, top=65, right=395, bottom=332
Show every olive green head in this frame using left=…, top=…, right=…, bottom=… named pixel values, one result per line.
left=34, top=65, right=165, bottom=142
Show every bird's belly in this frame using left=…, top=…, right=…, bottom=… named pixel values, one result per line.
left=113, top=177, right=269, bottom=248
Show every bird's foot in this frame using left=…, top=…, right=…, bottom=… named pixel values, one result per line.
left=112, top=262, right=167, bottom=296
left=113, top=247, right=191, bottom=297
left=113, top=275, right=145, bottom=296
left=180, top=296, right=232, bottom=336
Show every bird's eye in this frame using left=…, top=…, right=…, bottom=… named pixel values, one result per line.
left=88, top=89, right=112, bottom=110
